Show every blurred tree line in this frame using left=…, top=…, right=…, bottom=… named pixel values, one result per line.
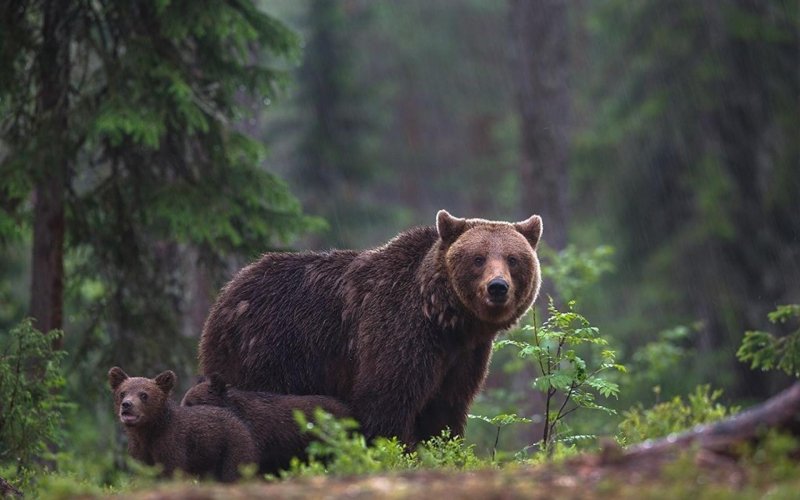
left=267, top=0, right=799, bottom=404
left=0, top=0, right=798, bottom=458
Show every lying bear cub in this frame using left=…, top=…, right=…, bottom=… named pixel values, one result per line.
left=181, top=372, right=352, bottom=475
left=108, top=366, right=258, bottom=482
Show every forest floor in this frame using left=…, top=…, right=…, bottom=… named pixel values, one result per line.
left=114, top=451, right=798, bottom=500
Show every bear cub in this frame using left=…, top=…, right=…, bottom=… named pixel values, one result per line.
left=181, top=373, right=352, bottom=475
left=108, top=366, right=258, bottom=482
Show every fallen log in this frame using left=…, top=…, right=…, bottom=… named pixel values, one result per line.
left=633, top=381, right=800, bottom=454
left=0, top=476, right=22, bottom=498
left=576, top=381, right=800, bottom=478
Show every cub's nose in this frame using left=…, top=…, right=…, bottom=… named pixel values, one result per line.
left=121, top=400, right=133, bottom=410
left=487, top=277, right=509, bottom=301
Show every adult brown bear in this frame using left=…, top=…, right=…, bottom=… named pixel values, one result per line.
left=198, top=210, right=542, bottom=446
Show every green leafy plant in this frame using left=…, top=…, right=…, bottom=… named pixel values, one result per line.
left=467, top=413, right=531, bottom=461
left=737, top=305, right=800, bottom=378
left=285, top=409, right=481, bottom=477
left=616, top=385, right=738, bottom=446
left=541, top=244, right=615, bottom=301
left=416, top=429, right=481, bottom=470
left=495, top=299, right=625, bottom=457
left=0, top=319, right=73, bottom=489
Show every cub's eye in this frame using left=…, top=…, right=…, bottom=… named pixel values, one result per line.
left=507, top=256, right=518, bottom=267
left=139, top=392, right=148, bottom=401
left=119, top=391, right=126, bottom=399
left=473, top=256, right=486, bottom=267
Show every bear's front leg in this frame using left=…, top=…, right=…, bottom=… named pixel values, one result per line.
left=350, top=348, right=445, bottom=446
left=414, top=340, right=493, bottom=443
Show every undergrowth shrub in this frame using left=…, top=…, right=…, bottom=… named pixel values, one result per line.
left=495, top=299, right=625, bottom=458
left=0, top=319, right=73, bottom=490
left=616, top=385, right=738, bottom=446
left=737, top=304, right=800, bottom=378
left=283, top=409, right=481, bottom=478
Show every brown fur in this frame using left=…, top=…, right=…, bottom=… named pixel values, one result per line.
left=198, top=210, right=542, bottom=446
left=108, top=367, right=258, bottom=482
left=181, top=373, right=352, bottom=474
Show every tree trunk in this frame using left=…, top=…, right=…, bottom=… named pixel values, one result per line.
left=29, top=0, right=71, bottom=347
left=506, top=0, right=573, bottom=449
left=509, top=0, right=571, bottom=251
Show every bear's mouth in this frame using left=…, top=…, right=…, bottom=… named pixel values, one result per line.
left=479, top=296, right=515, bottom=322
left=487, top=296, right=508, bottom=306
left=120, top=411, right=140, bottom=425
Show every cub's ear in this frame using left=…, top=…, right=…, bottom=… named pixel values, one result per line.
left=154, top=370, right=177, bottom=395
left=208, top=373, right=227, bottom=395
left=108, top=366, right=129, bottom=391
left=436, top=210, right=468, bottom=245
left=514, top=215, right=543, bottom=249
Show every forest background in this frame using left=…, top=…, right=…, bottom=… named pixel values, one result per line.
left=0, top=0, right=798, bottom=493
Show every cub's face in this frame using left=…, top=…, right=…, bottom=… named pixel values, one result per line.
left=108, top=367, right=175, bottom=427
left=180, top=373, right=227, bottom=407
left=438, top=211, right=542, bottom=327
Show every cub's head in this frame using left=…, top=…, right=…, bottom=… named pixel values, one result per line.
left=180, top=373, right=228, bottom=407
left=108, top=366, right=175, bottom=427
left=437, top=210, right=542, bottom=327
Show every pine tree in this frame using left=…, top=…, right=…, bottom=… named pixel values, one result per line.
left=291, top=0, right=382, bottom=248
left=0, top=1, right=318, bottom=369
left=576, top=0, right=800, bottom=398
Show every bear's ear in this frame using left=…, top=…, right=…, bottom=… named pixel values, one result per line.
left=514, top=215, right=543, bottom=249
left=208, top=373, right=227, bottom=395
left=108, top=366, right=129, bottom=391
left=436, top=210, right=468, bottom=245
left=154, top=370, right=177, bottom=395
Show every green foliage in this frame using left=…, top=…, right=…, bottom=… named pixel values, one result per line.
left=0, top=0, right=321, bottom=386
left=541, top=244, right=615, bottom=302
left=469, top=413, right=532, bottom=428
left=575, top=0, right=800, bottom=398
left=285, top=409, right=411, bottom=477
left=0, top=319, right=73, bottom=482
left=468, top=413, right=531, bottom=462
left=631, top=325, right=692, bottom=386
left=284, top=409, right=481, bottom=478
left=496, top=299, right=625, bottom=457
left=622, top=324, right=705, bottom=406
left=743, top=430, right=800, bottom=485
left=616, top=385, right=738, bottom=446
left=737, top=305, right=800, bottom=378
left=287, top=0, right=388, bottom=248
left=416, top=430, right=482, bottom=470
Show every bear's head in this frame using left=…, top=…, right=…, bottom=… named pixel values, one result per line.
left=180, top=373, right=227, bottom=407
left=108, top=366, right=175, bottom=427
left=437, top=210, right=542, bottom=328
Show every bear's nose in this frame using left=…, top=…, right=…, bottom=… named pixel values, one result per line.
left=487, top=278, right=509, bottom=300
left=121, top=400, right=132, bottom=410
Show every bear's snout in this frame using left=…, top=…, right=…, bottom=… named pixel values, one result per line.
left=487, top=277, right=509, bottom=302
left=118, top=394, right=143, bottom=425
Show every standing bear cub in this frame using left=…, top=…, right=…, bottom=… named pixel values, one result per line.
left=199, top=210, right=542, bottom=446
left=108, top=367, right=258, bottom=482
left=182, top=373, right=352, bottom=475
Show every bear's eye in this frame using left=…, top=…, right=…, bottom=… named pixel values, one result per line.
left=473, top=256, right=485, bottom=267
left=139, top=392, right=148, bottom=402
left=507, top=256, right=518, bottom=268
left=119, top=391, right=126, bottom=399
